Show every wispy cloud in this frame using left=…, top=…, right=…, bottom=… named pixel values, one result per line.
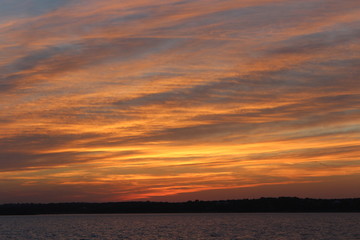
left=0, top=0, right=359, bottom=202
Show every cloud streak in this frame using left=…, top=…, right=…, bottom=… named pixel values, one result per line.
left=0, top=0, right=359, bottom=203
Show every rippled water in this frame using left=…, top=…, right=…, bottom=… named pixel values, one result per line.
left=0, top=213, right=359, bottom=240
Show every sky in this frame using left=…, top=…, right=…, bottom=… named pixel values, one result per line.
left=0, top=0, right=359, bottom=203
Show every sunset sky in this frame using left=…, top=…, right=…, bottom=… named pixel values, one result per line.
left=0, top=0, right=359, bottom=203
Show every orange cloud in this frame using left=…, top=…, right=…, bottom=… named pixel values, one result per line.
left=0, top=0, right=359, bottom=203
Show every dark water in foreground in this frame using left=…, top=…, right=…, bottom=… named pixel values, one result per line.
left=0, top=213, right=359, bottom=240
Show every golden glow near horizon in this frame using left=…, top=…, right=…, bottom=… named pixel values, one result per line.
left=0, top=0, right=359, bottom=203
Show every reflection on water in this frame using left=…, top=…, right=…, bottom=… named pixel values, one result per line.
left=0, top=213, right=359, bottom=240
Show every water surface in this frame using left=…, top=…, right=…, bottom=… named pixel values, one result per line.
left=0, top=213, right=359, bottom=239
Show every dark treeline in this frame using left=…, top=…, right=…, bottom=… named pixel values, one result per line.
left=1, top=197, right=360, bottom=215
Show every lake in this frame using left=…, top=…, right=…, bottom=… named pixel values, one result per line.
left=0, top=213, right=359, bottom=239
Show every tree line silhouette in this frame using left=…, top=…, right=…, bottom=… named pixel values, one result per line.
left=0, top=197, right=359, bottom=215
